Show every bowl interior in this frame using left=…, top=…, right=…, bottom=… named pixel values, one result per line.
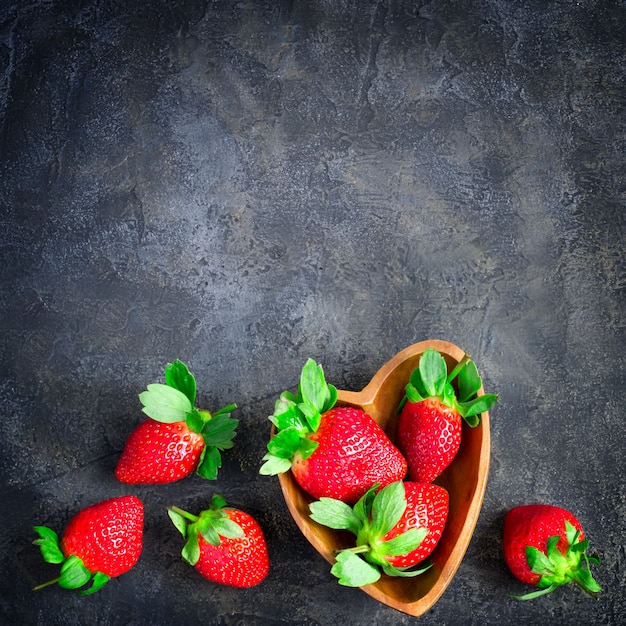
left=276, top=340, right=491, bottom=616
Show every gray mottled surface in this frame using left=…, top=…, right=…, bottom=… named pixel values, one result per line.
left=1, top=0, right=624, bottom=624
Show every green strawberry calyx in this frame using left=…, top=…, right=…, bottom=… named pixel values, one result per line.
left=259, top=358, right=337, bottom=476
left=140, top=360, right=238, bottom=480
left=511, top=520, right=603, bottom=600
left=32, top=526, right=111, bottom=594
left=309, top=481, right=432, bottom=587
left=398, top=348, right=499, bottom=427
left=168, top=495, right=244, bottom=566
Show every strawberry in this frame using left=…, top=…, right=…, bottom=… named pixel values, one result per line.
left=503, top=504, right=602, bottom=600
left=168, top=495, right=270, bottom=588
left=260, top=359, right=407, bottom=503
left=33, top=495, right=144, bottom=594
left=381, top=482, right=449, bottom=569
left=309, top=481, right=449, bottom=586
left=115, top=360, right=238, bottom=484
left=397, top=349, right=498, bottom=483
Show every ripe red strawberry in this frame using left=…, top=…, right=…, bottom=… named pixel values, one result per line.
left=116, top=419, right=206, bottom=484
left=168, top=495, right=270, bottom=588
left=503, top=504, right=602, bottom=600
left=309, top=481, right=449, bottom=586
left=115, top=360, right=238, bottom=484
left=397, top=349, right=498, bottom=483
left=33, top=495, right=144, bottom=594
left=290, top=406, right=408, bottom=503
left=260, top=359, right=407, bottom=503
left=382, top=481, right=449, bottom=569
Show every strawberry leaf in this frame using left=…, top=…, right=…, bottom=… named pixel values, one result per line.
left=300, top=438, right=320, bottom=463
left=381, top=559, right=433, bottom=578
left=370, top=481, right=406, bottom=538
left=165, top=360, right=197, bottom=406
left=33, top=526, right=64, bottom=564
left=409, top=366, right=429, bottom=399
left=526, top=546, right=555, bottom=576
left=299, top=400, right=322, bottom=432
left=58, top=555, right=92, bottom=590
left=199, top=524, right=222, bottom=546
left=33, top=525, right=59, bottom=542
left=331, top=550, right=381, bottom=587
left=139, top=384, right=193, bottom=423
left=546, top=535, right=560, bottom=556
left=259, top=453, right=293, bottom=475
left=79, top=572, right=110, bottom=595
left=202, top=413, right=238, bottom=447
left=456, top=393, right=499, bottom=420
left=299, top=358, right=332, bottom=414
left=457, top=360, right=482, bottom=402
left=270, top=398, right=306, bottom=431
left=403, top=383, right=424, bottom=405
left=353, top=484, right=378, bottom=527
left=575, top=567, right=603, bottom=595
left=419, top=349, right=447, bottom=398
left=197, top=426, right=235, bottom=478
left=182, top=529, right=201, bottom=565
left=325, top=385, right=338, bottom=413
left=210, top=494, right=228, bottom=509
left=185, top=408, right=206, bottom=433
left=309, top=498, right=361, bottom=535
left=168, top=509, right=189, bottom=538
left=212, top=517, right=244, bottom=540
left=197, top=445, right=222, bottom=480
left=281, top=390, right=298, bottom=403
left=266, top=427, right=304, bottom=459
left=565, top=520, right=579, bottom=546
left=547, top=541, right=569, bottom=572
left=380, top=527, right=427, bottom=557
left=442, top=382, right=458, bottom=407
left=261, top=425, right=319, bottom=475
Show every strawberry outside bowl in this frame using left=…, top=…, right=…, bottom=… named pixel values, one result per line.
left=273, top=339, right=492, bottom=617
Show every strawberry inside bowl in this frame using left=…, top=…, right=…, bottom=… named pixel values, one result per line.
left=273, top=339, right=492, bottom=617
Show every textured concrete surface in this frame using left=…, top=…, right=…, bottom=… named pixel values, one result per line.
left=1, top=1, right=624, bottom=624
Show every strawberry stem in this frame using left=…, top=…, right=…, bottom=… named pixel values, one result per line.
left=509, top=584, right=558, bottom=600
left=33, top=577, right=61, bottom=591
left=168, top=506, right=198, bottom=523
left=337, top=545, right=371, bottom=556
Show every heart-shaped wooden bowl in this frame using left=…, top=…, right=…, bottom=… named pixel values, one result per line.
left=275, top=339, right=491, bottom=617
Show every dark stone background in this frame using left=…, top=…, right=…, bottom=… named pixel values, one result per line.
left=1, top=1, right=624, bottom=624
